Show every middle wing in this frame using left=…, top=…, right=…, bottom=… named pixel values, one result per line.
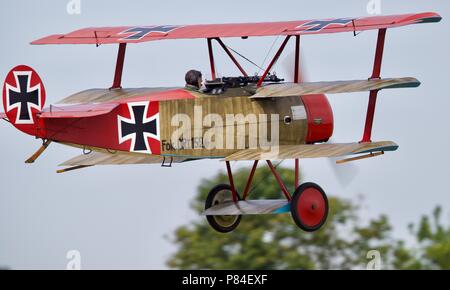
left=250, top=77, right=420, bottom=99
left=224, top=141, right=398, bottom=161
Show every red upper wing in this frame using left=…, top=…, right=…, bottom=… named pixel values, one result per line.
left=31, top=12, right=441, bottom=45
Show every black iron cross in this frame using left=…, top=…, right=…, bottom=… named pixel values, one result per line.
left=299, top=18, right=354, bottom=32
left=7, top=74, right=40, bottom=122
left=119, top=105, right=157, bottom=152
left=120, top=25, right=180, bottom=40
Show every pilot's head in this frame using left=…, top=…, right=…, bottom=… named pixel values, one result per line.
left=185, top=69, right=203, bottom=89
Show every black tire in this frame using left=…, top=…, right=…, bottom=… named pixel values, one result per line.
left=290, top=182, right=329, bottom=232
left=205, top=184, right=242, bottom=233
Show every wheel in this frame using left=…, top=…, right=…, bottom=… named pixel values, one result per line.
left=290, top=182, right=329, bottom=232
left=205, top=184, right=242, bottom=233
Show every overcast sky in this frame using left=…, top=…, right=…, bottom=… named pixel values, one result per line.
left=0, top=0, right=449, bottom=269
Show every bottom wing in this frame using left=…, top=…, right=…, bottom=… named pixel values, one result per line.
left=59, top=151, right=189, bottom=166
left=224, top=141, right=398, bottom=161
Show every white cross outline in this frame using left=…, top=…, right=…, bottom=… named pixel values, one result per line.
left=5, top=71, right=42, bottom=124
left=295, top=18, right=355, bottom=32
left=117, top=101, right=160, bottom=154
left=117, top=25, right=183, bottom=41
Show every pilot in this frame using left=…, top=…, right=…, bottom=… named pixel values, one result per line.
left=185, top=69, right=203, bottom=91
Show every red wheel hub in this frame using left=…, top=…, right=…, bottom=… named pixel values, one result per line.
left=297, top=187, right=326, bottom=227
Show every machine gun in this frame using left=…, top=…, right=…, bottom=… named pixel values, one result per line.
left=204, top=73, right=284, bottom=94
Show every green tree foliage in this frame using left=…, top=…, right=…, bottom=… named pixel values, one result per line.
left=167, top=166, right=450, bottom=269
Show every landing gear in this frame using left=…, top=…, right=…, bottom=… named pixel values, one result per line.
left=290, top=182, right=329, bottom=232
left=204, top=160, right=329, bottom=233
left=205, top=184, right=242, bottom=233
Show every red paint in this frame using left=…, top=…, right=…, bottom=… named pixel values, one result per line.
left=370, top=29, right=386, bottom=79
left=361, top=28, right=386, bottom=143
left=122, top=89, right=196, bottom=103
left=226, top=161, right=238, bottom=202
left=40, top=103, right=118, bottom=118
left=301, top=94, right=334, bottom=143
left=2, top=65, right=46, bottom=137
left=37, top=89, right=195, bottom=153
left=111, top=43, right=126, bottom=89
left=297, top=187, right=326, bottom=227
left=257, top=35, right=291, bottom=87
left=242, top=160, right=258, bottom=200
left=31, top=12, right=441, bottom=45
left=294, top=159, right=299, bottom=188
left=215, top=38, right=248, bottom=77
left=207, top=38, right=216, bottom=80
left=294, top=36, right=300, bottom=83
left=266, top=160, right=291, bottom=200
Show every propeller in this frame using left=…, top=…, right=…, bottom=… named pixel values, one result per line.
left=280, top=51, right=360, bottom=188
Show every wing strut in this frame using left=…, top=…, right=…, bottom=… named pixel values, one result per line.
left=111, top=43, right=127, bottom=89
left=361, top=28, right=386, bottom=142
left=257, top=35, right=291, bottom=87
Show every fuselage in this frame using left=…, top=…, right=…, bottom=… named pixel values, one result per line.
left=32, top=86, right=334, bottom=158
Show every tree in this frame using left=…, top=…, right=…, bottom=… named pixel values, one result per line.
left=167, top=166, right=399, bottom=269
left=393, top=206, right=450, bottom=270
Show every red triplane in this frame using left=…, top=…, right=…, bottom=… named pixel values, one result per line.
left=1, top=12, right=441, bottom=233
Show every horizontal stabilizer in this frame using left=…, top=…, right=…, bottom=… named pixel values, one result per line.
left=224, top=141, right=398, bottom=161
left=251, top=77, right=420, bottom=99
left=59, top=151, right=187, bottom=166
left=203, top=200, right=290, bottom=216
left=40, top=103, right=119, bottom=118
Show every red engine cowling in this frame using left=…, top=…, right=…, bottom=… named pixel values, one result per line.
left=301, top=94, right=334, bottom=143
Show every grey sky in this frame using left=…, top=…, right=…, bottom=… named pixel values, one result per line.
left=0, top=0, right=448, bottom=269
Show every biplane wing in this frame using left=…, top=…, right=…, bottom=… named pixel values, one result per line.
left=39, top=103, right=119, bottom=118
left=31, top=12, right=441, bottom=45
left=56, top=151, right=192, bottom=173
left=56, top=88, right=172, bottom=104
left=59, top=151, right=188, bottom=166
left=251, top=77, right=420, bottom=99
left=224, top=141, right=398, bottom=161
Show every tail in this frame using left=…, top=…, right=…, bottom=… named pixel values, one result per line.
left=2, top=65, right=46, bottom=137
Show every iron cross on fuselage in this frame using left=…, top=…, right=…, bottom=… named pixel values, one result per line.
left=118, top=103, right=158, bottom=153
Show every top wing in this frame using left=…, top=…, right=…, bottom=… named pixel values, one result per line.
left=224, top=141, right=398, bottom=161
left=250, top=77, right=420, bottom=99
left=31, top=12, right=441, bottom=45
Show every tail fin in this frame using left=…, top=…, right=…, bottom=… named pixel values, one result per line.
left=2, top=65, right=46, bottom=136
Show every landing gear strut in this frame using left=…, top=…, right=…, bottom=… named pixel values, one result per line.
left=204, top=160, right=329, bottom=233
